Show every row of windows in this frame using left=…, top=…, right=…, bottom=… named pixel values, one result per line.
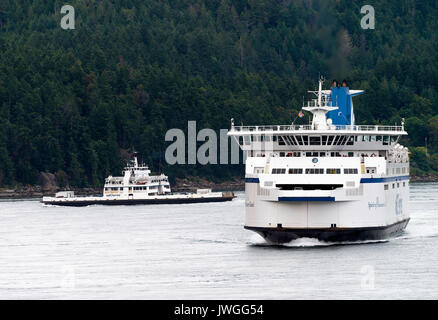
left=272, top=168, right=286, bottom=174
left=105, top=186, right=159, bottom=191
left=271, top=168, right=358, bottom=175
left=105, top=187, right=122, bottom=191
left=243, top=135, right=398, bottom=146
left=384, top=182, right=407, bottom=190
left=392, top=167, right=409, bottom=174
left=256, top=151, right=372, bottom=158
left=306, top=168, right=324, bottom=174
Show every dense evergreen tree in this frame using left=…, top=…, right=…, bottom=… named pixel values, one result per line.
left=1, top=0, right=438, bottom=187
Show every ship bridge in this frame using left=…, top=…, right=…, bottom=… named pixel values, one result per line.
left=228, top=77, right=407, bottom=160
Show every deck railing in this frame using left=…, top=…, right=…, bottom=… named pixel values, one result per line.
left=230, top=124, right=405, bottom=133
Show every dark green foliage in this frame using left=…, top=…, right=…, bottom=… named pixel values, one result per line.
left=1, top=0, right=438, bottom=186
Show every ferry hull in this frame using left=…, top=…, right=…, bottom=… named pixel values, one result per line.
left=247, top=218, right=410, bottom=244
left=42, top=194, right=235, bottom=207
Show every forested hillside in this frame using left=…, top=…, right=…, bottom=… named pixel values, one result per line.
left=1, top=0, right=438, bottom=187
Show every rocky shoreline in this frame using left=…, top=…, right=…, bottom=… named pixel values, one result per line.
left=409, top=175, right=438, bottom=182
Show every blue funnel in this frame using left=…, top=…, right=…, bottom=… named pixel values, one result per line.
left=327, top=87, right=363, bottom=125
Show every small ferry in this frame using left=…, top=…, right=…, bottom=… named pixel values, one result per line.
left=228, top=77, right=410, bottom=243
left=42, top=155, right=234, bottom=206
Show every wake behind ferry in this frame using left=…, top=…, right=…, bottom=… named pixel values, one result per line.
left=228, top=77, right=409, bottom=243
left=42, top=155, right=234, bottom=206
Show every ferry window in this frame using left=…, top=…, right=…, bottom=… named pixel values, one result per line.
left=327, top=136, right=335, bottom=145
left=370, top=136, right=376, bottom=142
left=278, top=136, right=286, bottom=145
left=280, top=152, right=285, bottom=157
left=392, top=183, right=395, bottom=189
left=322, top=136, right=328, bottom=145
left=397, top=183, right=400, bottom=188
left=403, top=182, right=406, bottom=187
left=286, top=136, right=295, bottom=145
left=254, top=167, right=264, bottom=174
left=310, top=136, right=321, bottom=145
left=391, top=136, right=397, bottom=143
left=336, top=152, right=341, bottom=157
left=312, top=152, right=318, bottom=157
left=273, top=136, right=277, bottom=142
left=302, top=136, right=309, bottom=145
left=384, top=184, right=389, bottom=190
left=333, top=136, right=341, bottom=145
left=344, top=168, right=358, bottom=174
left=376, top=136, right=382, bottom=142
left=327, top=168, right=340, bottom=174
left=296, top=136, right=303, bottom=145
left=339, top=136, right=347, bottom=145
left=348, top=152, right=354, bottom=157
left=320, top=152, right=326, bottom=157
left=383, top=136, right=389, bottom=145
left=306, top=152, right=312, bottom=157
left=306, top=168, right=323, bottom=174
left=244, top=136, right=250, bottom=145
left=293, top=152, right=301, bottom=157
left=363, top=136, right=369, bottom=142
left=289, top=168, right=303, bottom=174
left=346, top=136, right=354, bottom=145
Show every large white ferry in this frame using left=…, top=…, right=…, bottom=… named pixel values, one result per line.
left=42, top=155, right=234, bottom=206
left=228, top=78, right=409, bottom=243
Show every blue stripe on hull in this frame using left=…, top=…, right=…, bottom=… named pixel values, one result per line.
left=360, top=175, right=409, bottom=183
left=278, top=196, right=335, bottom=202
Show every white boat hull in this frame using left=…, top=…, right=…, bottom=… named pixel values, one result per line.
left=245, top=177, right=410, bottom=243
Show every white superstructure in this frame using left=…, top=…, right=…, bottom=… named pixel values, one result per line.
left=103, top=155, right=171, bottom=199
left=228, top=77, right=410, bottom=243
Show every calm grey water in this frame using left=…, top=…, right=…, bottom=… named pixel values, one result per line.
left=1, top=183, right=437, bottom=299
